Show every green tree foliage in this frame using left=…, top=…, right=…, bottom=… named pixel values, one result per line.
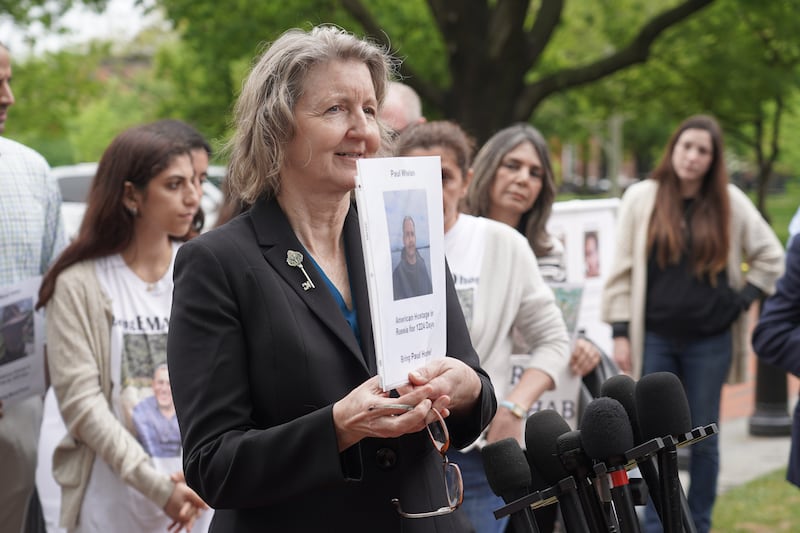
left=9, top=44, right=108, bottom=164
left=0, top=0, right=105, bottom=28
left=148, top=0, right=717, bottom=143
left=599, top=0, right=800, bottom=212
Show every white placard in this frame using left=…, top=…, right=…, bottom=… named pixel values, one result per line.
left=547, top=198, right=619, bottom=356
left=0, top=276, right=45, bottom=404
left=355, top=156, right=447, bottom=390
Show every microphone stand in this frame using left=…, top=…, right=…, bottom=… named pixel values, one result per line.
left=593, top=462, right=641, bottom=533
left=559, top=448, right=608, bottom=533
left=494, top=477, right=591, bottom=533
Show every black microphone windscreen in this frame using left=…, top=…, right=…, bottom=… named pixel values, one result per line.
left=555, top=429, right=582, bottom=456
left=524, top=409, right=571, bottom=484
left=600, top=374, right=642, bottom=444
left=481, top=437, right=532, bottom=499
left=636, top=371, right=692, bottom=442
left=579, top=397, right=634, bottom=461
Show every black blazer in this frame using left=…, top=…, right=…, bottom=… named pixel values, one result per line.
left=167, top=197, right=496, bottom=532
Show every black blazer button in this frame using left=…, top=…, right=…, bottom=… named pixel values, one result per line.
left=376, top=447, right=397, bottom=470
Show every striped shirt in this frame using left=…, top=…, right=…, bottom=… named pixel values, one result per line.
left=0, top=136, right=65, bottom=286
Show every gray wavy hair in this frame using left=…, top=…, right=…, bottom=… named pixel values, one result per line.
left=226, top=25, right=397, bottom=203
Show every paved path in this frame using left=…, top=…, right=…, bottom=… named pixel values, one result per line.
left=716, top=415, right=792, bottom=494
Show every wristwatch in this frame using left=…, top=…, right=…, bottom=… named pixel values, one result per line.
left=499, top=400, right=527, bottom=420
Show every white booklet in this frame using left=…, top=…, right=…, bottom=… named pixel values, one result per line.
left=355, top=156, right=447, bottom=390
left=0, top=276, right=46, bottom=404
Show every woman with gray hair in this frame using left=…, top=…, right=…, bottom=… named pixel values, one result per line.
left=467, top=123, right=608, bottom=532
left=167, top=26, right=495, bottom=532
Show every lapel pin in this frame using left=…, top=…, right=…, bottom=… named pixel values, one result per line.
left=286, top=250, right=315, bottom=291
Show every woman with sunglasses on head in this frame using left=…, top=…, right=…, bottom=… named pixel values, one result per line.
left=601, top=115, right=783, bottom=533
left=395, top=120, right=570, bottom=533
left=36, top=123, right=209, bottom=532
left=166, top=26, right=495, bottom=532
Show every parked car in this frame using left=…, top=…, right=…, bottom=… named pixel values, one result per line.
left=53, top=163, right=226, bottom=240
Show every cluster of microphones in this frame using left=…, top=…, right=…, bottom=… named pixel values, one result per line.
left=480, top=372, right=718, bottom=533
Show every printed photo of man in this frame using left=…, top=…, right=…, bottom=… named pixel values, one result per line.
left=392, top=215, right=433, bottom=300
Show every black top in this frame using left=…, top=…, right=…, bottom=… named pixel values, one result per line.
left=613, top=199, right=762, bottom=340
left=644, top=199, right=757, bottom=340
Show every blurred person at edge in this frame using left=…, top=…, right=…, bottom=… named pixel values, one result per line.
left=601, top=114, right=784, bottom=533
left=166, top=26, right=495, bottom=532
left=36, top=124, right=208, bottom=533
left=379, top=80, right=426, bottom=135
left=0, top=40, right=67, bottom=533
left=464, top=122, right=604, bottom=532
left=395, top=120, right=569, bottom=533
left=752, top=235, right=800, bottom=490
left=36, top=118, right=216, bottom=533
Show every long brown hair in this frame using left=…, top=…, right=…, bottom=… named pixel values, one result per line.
left=466, top=123, right=557, bottom=257
left=37, top=124, right=192, bottom=308
left=647, top=115, right=730, bottom=279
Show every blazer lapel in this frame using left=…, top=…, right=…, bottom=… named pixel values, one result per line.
left=250, top=197, right=372, bottom=374
left=343, top=206, right=377, bottom=375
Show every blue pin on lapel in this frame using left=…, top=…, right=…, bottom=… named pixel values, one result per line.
left=286, top=250, right=315, bottom=291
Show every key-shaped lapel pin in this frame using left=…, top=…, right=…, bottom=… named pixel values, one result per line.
left=286, top=250, right=315, bottom=291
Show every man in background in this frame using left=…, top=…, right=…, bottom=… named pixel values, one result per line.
left=379, top=81, right=426, bottom=135
left=0, top=41, right=66, bottom=533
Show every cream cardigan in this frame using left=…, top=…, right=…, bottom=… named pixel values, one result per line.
left=601, top=180, right=784, bottom=383
left=46, top=260, right=173, bottom=528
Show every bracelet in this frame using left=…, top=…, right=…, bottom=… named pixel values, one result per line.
left=499, top=400, right=527, bottom=420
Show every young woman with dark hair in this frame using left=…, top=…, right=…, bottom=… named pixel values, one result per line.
left=602, top=114, right=784, bottom=533
left=37, top=123, right=208, bottom=533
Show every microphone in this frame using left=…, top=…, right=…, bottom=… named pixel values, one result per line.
left=481, top=437, right=540, bottom=533
left=636, top=372, right=697, bottom=533
left=525, top=410, right=592, bottom=533
left=580, top=397, right=641, bottom=533
left=556, top=430, right=608, bottom=533
left=601, top=375, right=666, bottom=517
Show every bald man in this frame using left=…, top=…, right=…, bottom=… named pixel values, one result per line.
left=379, top=81, right=426, bottom=134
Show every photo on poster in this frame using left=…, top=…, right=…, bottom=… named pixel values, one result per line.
left=0, top=276, right=46, bottom=404
left=0, top=298, right=34, bottom=367
left=355, top=156, right=447, bottom=390
left=549, top=283, right=584, bottom=340
left=385, top=189, right=433, bottom=301
left=584, top=229, right=601, bottom=278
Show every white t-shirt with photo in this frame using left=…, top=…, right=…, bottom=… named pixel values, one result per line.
left=72, top=242, right=211, bottom=533
left=443, top=214, right=486, bottom=331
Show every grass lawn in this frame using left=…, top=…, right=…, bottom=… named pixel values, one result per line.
left=712, top=468, right=800, bottom=532
left=754, top=178, right=800, bottom=246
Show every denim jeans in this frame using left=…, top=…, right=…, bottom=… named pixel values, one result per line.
left=640, top=329, right=732, bottom=533
left=456, top=448, right=510, bottom=533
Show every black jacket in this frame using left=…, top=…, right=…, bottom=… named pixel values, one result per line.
left=167, top=197, right=495, bottom=532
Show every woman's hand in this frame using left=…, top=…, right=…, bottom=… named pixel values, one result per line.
left=613, top=337, right=632, bottom=375
left=485, top=408, right=524, bottom=446
left=331, top=359, right=483, bottom=451
left=332, top=375, right=438, bottom=451
left=570, top=338, right=602, bottom=377
left=164, top=480, right=208, bottom=533
left=400, top=357, right=482, bottom=416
